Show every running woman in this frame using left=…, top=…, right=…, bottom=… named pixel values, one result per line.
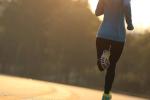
left=95, top=0, right=134, bottom=100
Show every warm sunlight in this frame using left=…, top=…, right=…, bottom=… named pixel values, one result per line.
left=88, top=0, right=150, bottom=32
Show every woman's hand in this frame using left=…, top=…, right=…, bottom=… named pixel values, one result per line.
left=127, top=24, right=134, bottom=30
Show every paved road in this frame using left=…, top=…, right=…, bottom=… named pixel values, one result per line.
left=0, top=75, right=148, bottom=100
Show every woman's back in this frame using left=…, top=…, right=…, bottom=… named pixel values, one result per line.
left=97, top=0, right=127, bottom=42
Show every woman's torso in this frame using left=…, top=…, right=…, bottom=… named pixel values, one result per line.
left=97, top=0, right=126, bottom=42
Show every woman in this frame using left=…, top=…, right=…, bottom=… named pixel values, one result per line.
left=95, top=0, right=134, bottom=100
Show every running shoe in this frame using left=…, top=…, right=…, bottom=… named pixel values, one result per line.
left=100, top=50, right=110, bottom=70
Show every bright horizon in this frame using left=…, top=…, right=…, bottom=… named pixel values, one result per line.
left=88, top=0, right=150, bottom=33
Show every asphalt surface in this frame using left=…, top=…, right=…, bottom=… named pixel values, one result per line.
left=0, top=75, right=148, bottom=100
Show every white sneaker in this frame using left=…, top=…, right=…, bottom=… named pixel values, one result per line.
left=100, top=50, right=110, bottom=70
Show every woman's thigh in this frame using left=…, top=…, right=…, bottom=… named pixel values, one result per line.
left=96, top=37, right=110, bottom=59
left=110, top=41, right=124, bottom=65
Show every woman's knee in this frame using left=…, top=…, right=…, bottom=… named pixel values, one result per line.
left=107, top=63, right=116, bottom=74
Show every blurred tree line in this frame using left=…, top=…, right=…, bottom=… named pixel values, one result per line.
left=0, top=0, right=149, bottom=97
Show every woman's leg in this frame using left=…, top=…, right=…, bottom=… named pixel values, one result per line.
left=104, top=40, right=124, bottom=94
left=96, top=38, right=110, bottom=71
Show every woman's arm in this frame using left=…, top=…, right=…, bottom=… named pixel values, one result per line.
left=95, top=0, right=104, bottom=16
left=123, top=0, right=134, bottom=30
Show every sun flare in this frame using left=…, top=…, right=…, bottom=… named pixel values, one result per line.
left=88, top=0, right=150, bottom=31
